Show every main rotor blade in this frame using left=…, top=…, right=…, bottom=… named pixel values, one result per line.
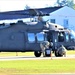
left=0, top=9, right=49, bottom=16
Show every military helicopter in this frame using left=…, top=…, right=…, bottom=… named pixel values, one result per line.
left=0, top=9, right=75, bottom=57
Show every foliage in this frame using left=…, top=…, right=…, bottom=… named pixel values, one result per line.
left=55, top=0, right=74, bottom=9
left=25, top=5, right=31, bottom=9
left=73, top=4, right=75, bottom=9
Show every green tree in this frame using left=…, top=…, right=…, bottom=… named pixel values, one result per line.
left=73, top=4, right=75, bottom=9
left=56, top=0, right=74, bottom=8
left=25, top=5, right=31, bottom=9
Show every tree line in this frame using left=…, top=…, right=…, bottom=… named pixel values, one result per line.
left=55, top=0, right=75, bottom=9
left=25, top=0, right=75, bottom=10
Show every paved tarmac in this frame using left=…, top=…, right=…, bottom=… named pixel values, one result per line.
left=0, top=55, right=75, bottom=61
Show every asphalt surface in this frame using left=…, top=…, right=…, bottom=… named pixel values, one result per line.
left=0, top=55, right=75, bottom=61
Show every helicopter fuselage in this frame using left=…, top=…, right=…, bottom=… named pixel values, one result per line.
left=0, top=21, right=75, bottom=57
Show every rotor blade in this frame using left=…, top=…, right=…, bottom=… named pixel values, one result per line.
left=0, top=9, right=49, bottom=16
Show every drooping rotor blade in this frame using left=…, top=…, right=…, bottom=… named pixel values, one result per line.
left=28, top=9, right=49, bottom=16
left=0, top=9, right=49, bottom=20
left=0, top=9, right=49, bottom=16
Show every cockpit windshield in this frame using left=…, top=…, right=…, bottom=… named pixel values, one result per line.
left=70, top=30, right=75, bottom=40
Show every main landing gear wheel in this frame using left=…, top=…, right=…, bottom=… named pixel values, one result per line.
left=55, top=51, right=63, bottom=57
left=34, top=51, right=41, bottom=57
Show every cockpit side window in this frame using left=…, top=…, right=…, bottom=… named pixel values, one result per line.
left=36, top=32, right=44, bottom=42
left=70, top=30, right=75, bottom=40
left=65, top=32, right=69, bottom=42
left=58, top=32, right=64, bottom=42
left=28, top=33, right=35, bottom=43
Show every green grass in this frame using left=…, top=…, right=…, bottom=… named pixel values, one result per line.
left=67, top=50, right=75, bottom=54
left=0, top=52, right=34, bottom=57
left=0, top=59, right=75, bottom=74
left=0, top=51, right=75, bottom=74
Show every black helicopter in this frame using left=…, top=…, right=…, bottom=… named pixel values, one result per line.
left=0, top=9, right=75, bottom=57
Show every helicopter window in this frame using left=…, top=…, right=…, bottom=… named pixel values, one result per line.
left=70, top=30, right=75, bottom=40
left=28, top=33, right=35, bottom=43
left=65, top=33, right=69, bottom=42
left=36, top=32, right=44, bottom=41
left=58, top=32, right=64, bottom=42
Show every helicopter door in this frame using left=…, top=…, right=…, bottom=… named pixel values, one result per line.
left=1, top=32, right=25, bottom=51
left=47, top=32, right=53, bottom=42
left=10, top=32, right=25, bottom=51
left=57, top=32, right=65, bottom=47
left=58, top=32, right=64, bottom=42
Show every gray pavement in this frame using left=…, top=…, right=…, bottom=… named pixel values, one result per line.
left=0, top=55, right=75, bottom=61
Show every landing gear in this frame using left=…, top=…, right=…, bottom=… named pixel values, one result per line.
left=34, top=51, right=41, bottom=57
left=55, top=46, right=67, bottom=57
left=55, top=50, right=58, bottom=57
left=55, top=50, right=63, bottom=57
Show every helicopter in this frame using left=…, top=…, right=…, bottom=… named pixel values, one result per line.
left=0, top=9, right=75, bottom=57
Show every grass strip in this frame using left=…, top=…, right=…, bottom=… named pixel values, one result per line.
left=0, top=59, right=75, bottom=74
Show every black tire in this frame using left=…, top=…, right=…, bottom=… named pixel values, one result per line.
left=55, top=50, right=63, bottom=57
left=58, top=53, right=63, bottom=57
left=55, top=51, right=59, bottom=57
left=34, top=51, right=41, bottom=57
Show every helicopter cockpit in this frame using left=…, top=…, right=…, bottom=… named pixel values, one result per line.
left=70, top=30, right=75, bottom=41
left=65, top=30, right=75, bottom=42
